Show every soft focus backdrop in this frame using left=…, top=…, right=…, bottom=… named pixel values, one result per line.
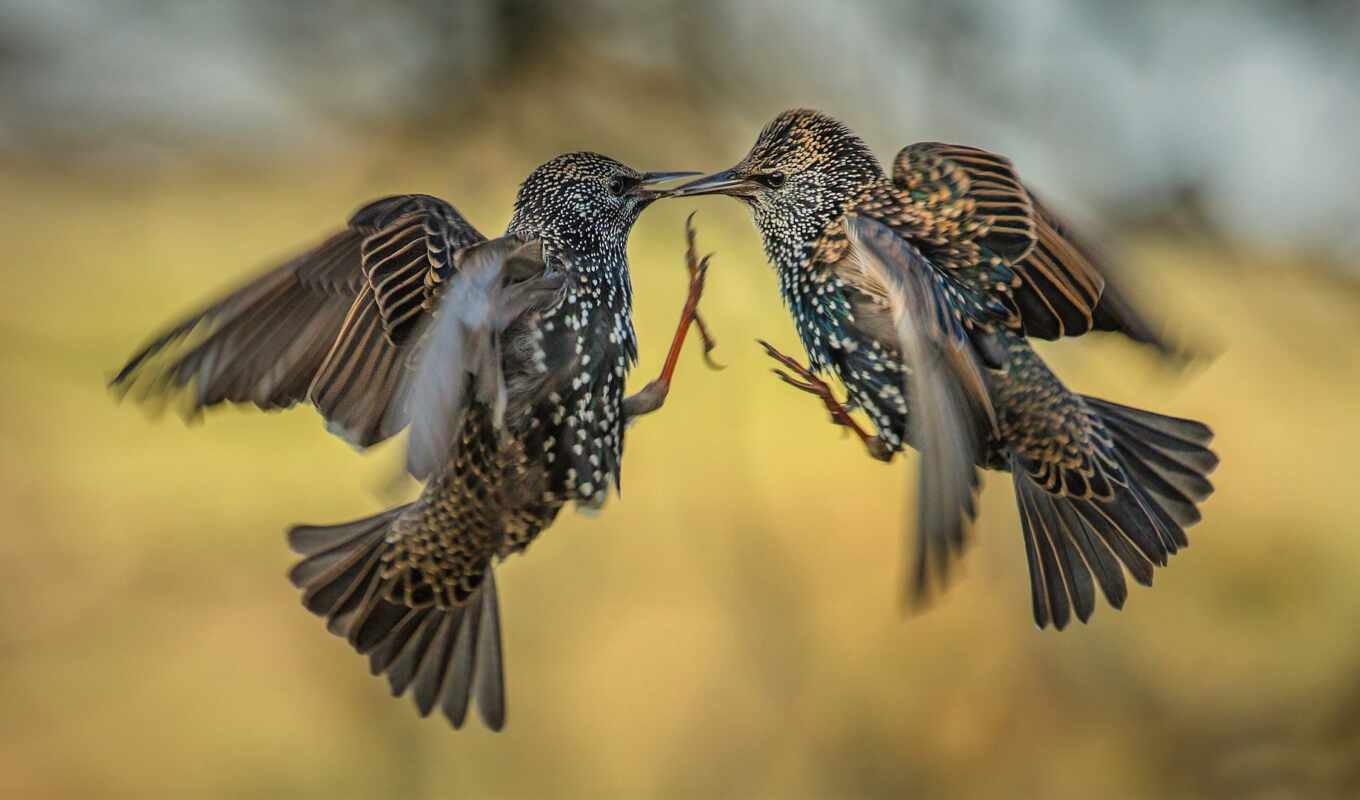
left=3, top=1, right=1359, bottom=798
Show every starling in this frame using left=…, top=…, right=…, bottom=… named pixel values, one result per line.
left=673, top=110, right=1217, bottom=629
left=111, top=154, right=712, bottom=729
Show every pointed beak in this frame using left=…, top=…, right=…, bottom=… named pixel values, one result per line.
left=640, top=170, right=702, bottom=185
left=628, top=171, right=702, bottom=202
left=668, top=168, right=761, bottom=198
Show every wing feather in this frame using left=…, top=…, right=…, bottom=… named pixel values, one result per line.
left=401, top=237, right=566, bottom=479
left=892, top=143, right=1182, bottom=354
left=844, top=214, right=993, bottom=607
left=112, top=194, right=486, bottom=450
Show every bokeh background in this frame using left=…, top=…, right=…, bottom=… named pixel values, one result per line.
left=3, top=1, right=1360, bottom=798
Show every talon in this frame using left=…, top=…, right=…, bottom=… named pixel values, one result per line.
left=759, top=336, right=885, bottom=457
left=694, top=313, right=724, bottom=370
left=628, top=215, right=720, bottom=419
left=691, top=253, right=712, bottom=281
left=771, top=368, right=804, bottom=389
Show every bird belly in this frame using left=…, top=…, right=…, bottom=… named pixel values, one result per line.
left=824, top=318, right=913, bottom=452
left=380, top=403, right=560, bottom=610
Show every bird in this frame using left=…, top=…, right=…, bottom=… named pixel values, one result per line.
left=672, top=109, right=1217, bottom=629
left=110, top=153, right=713, bottom=729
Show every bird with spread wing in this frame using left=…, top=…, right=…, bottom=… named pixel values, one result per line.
left=112, top=154, right=715, bottom=729
left=674, top=110, right=1216, bottom=629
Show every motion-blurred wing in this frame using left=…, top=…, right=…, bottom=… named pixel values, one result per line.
left=307, top=195, right=486, bottom=447
left=111, top=194, right=485, bottom=448
left=402, top=237, right=566, bottom=479
left=110, top=231, right=365, bottom=413
left=1024, top=194, right=1182, bottom=355
left=843, top=213, right=994, bottom=607
left=894, top=142, right=1179, bottom=354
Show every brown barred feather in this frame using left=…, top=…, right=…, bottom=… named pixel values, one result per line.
left=111, top=195, right=485, bottom=450
left=115, top=153, right=670, bottom=734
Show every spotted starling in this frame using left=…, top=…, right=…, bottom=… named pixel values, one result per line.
left=673, top=110, right=1217, bottom=629
left=111, top=153, right=710, bottom=729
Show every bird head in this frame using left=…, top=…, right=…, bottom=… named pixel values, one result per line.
left=670, top=110, right=883, bottom=258
left=507, top=152, right=695, bottom=256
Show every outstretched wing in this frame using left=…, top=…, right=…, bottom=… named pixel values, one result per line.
left=843, top=214, right=994, bottom=607
left=401, top=236, right=567, bottom=479
left=892, top=142, right=1175, bottom=351
left=1025, top=193, right=1182, bottom=354
left=111, top=194, right=485, bottom=448
left=307, top=196, right=487, bottom=447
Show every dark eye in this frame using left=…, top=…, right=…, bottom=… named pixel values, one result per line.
left=608, top=177, right=626, bottom=196
left=762, top=171, right=786, bottom=188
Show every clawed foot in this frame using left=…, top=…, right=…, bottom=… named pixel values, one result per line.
left=683, top=213, right=722, bottom=372
left=757, top=339, right=893, bottom=463
left=759, top=339, right=855, bottom=428
left=622, top=214, right=720, bottom=420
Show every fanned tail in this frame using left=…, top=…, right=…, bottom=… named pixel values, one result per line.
left=1011, top=398, right=1217, bottom=630
left=286, top=506, right=505, bottom=730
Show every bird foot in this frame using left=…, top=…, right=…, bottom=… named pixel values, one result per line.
left=623, top=213, right=719, bottom=420
left=757, top=339, right=894, bottom=463
left=681, top=212, right=722, bottom=372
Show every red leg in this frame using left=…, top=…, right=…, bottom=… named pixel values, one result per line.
left=624, top=214, right=719, bottom=418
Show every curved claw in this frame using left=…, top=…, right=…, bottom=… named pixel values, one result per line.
left=758, top=339, right=821, bottom=383
left=683, top=250, right=720, bottom=370
left=626, top=213, right=720, bottom=419
left=760, top=338, right=888, bottom=460
left=693, top=312, right=724, bottom=370
left=771, top=368, right=817, bottom=393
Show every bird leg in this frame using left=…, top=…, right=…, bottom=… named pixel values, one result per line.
left=623, top=214, right=720, bottom=419
left=757, top=339, right=894, bottom=463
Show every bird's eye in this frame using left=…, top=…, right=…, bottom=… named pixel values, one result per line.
left=762, top=171, right=786, bottom=188
left=608, top=177, right=626, bottom=197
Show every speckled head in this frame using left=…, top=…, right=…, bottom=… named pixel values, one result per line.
left=507, top=152, right=693, bottom=259
left=672, top=110, right=884, bottom=262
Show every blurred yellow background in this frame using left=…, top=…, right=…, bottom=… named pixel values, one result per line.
left=3, top=2, right=1360, bottom=798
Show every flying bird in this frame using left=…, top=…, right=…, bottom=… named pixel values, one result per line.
left=112, top=154, right=711, bottom=729
left=674, top=110, right=1216, bottom=629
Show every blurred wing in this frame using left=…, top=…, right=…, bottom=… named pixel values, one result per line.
left=111, top=194, right=485, bottom=449
left=1005, top=191, right=1104, bottom=340
left=402, top=237, right=566, bottom=479
left=894, top=142, right=1181, bottom=353
left=110, top=230, right=365, bottom=412
left=1025, top=194, right=1183, bottom=356
left=308, top=195, right=486, bottom=447
left=843, top=214, right=994, bottom=607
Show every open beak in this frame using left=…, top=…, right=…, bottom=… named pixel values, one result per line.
left=629, top=171, right=702, bottom=202
left=667, top=168, right=761, bottom=198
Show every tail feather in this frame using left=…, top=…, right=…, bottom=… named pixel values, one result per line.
left=1088, top=397, right=1217, bottom=527
left=286, top=508, right=506, bottom=730
left=364, top=607, right=430, bottom=674
left=1053, top=498, right=1127, bottom=611
left=1011, top=397, right=1216, bottom=629
left=349, top=595, right=415, bottom=654
left=1085, top=398, right=1217, bottom=472
left=383, top=611, right=441, bottom=698
left=410, top=607, right=461, bottom=718
left=1070, top=498, right=1155, bottom=586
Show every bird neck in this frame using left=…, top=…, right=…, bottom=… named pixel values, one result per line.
left=505, top=221, right=634, bottom=305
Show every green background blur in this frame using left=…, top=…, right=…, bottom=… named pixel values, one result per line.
left=3, top=2, right=1360, bottom=798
